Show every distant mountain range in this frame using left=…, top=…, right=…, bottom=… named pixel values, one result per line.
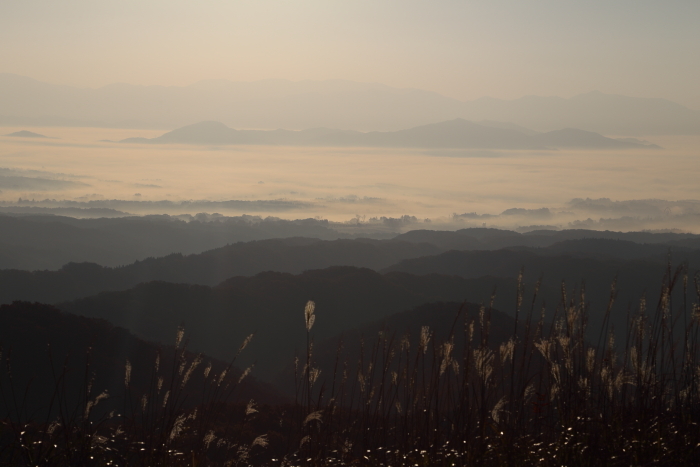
left=5, top=129, right=51, bottom=138
left=118, top=119, right=657, bottom=150
left=1, top=227, right=697, bottom=373
left=55, top=268, right=545, bottom=380
left=1, top=74, right=698, bottom=135
left=2, top=224, right=698, bottom=382
left=3, top=224, right=699, bottom=305
left=53, top=246, right=694, bottom=381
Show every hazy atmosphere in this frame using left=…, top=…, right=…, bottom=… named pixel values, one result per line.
left=2, top=1, right=700, bottom=109
left=2, top=2, right=700, bottom=466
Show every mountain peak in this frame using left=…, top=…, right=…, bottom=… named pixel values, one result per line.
left=118, top=118, right=648, bottom=150
left=6, top=130, right=50, bottom=138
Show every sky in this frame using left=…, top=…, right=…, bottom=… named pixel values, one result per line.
left=1, top=0, right=699, bottom=108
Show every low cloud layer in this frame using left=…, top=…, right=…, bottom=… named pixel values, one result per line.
left=1, top=128, right=699, bottom=232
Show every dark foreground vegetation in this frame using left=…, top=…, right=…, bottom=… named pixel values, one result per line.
left=2, top=265, right=700, bottom=465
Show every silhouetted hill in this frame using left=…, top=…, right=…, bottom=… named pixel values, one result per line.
left=476, top=120, right=540, bottom=135
left=24, top=226, right=694, bottom=380
left=56, top=268, right=548, bottom=380
left=53, top=248, right=698, bottom=383
left=0, top=213, right=360, bottom=270
left=539, top=238, right=691, bottom=260
left=383, top=247, right=698, bottom=338
left=533, top=128, right=660, bottom=149
left=0, top=237, right=442, bottom=304
left=394, top=227, right=700, bottom=251
left=120, top=119, right=650, bottom=150
left=2, top=228, right=699, bottom=307
left=0, top=301, right=284, bottom=418
left=5, top=129, right=50, bottom=138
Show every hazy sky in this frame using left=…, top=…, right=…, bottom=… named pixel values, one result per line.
left=1, top=1, right=699, bottom=108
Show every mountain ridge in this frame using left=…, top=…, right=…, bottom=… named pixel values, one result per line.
left=119, top=119, right=655, bottom=150
left=1, top=74, right=698, bottom=134
left=5, top=129, right=51, bottom=138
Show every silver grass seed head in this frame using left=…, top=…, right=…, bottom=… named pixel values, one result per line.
left=303, top=410, right=323, bottom=426
left=309, top=367, right=321, bottom=386
left=400, top=333, right=410, bottom=352
left=203, top=430, right=217, bottom=450
left=239, top=334, right=254, bottom=353
left=124, top=360, right=132, bottom=387
left=246, top=399, right=258, bottom=416
left=474, top=348, right=494, bottom=381
left=175, top=326, right=185, bottom=348
left=181, top=354, right=203, bottom=389
left=491, top=396, right=507, bottom=424
left=535, top=339, right=552, bottom=362
left=304, top=300, right=316, bottom=331
left=420, top=326, right=431, bottom=354
left=169, top=413, right=187, bottom=441
left=47, top=420, right=60, bottom=435
left=451, top=359, right=460, bottom=375
left=499, top=338, right=515, bottom=364
left=251, top=434, right=269, bottom=449
left=238, top=365, right=253, bottom=384
left=586, top=348, right=596, bottom=373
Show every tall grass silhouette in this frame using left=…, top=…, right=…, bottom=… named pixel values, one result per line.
left=286, top=264, right=700, bottom=465
left=2, top=262, right=700, bottom=465
left=0, top=325, right=266, bottom=466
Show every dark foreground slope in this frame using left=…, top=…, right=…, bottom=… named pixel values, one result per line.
left=0, top=302, right=283, bottom=418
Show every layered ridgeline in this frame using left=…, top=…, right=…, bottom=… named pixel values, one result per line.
left=25, top=247, right=695, bottom=382
left=2, top=228, right=699, bottom=305
left=52, top=251, right=694, bottom=383
left=56, top=268, right=538, bottom=381
left=4, top=213, right=700, bottom=272
left=118, top=119, right=658, bottom=149
left=2, top=226, right=697, bottom=384
left=0, top=213, right=355, bottom=271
